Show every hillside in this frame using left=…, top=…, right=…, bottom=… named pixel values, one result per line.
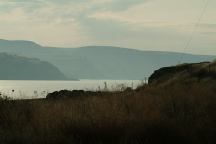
left=0, top=39, right=41, bottom=49
left=149, top=61, right=216, bottom=85
left=0, top=39, right=215, bottom=80
left=0, top=53, right=67, bottom=80
left=1, top=62, right=216, bottom=144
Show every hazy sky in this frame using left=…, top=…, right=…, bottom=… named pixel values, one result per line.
left=0, top=0, right=215, bottom=54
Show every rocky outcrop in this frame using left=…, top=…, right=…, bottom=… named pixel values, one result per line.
left=46, top=90, right=103, bottom=99
left=148, top=61, right=216, bottom=85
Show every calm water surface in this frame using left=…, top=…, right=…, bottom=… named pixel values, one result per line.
left=0, top=80, right=142, bottom=99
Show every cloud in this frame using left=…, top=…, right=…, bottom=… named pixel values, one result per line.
left=0, top=0, right=147, bottom=11
left=91, top=0, right=149, bottom=11
left=0, top=0, right=215, bottom=54
left=43, top=0, right=148, bottom=10
left=0, top=1, right=93, bottom=47
left=78, top=16, right=189, bottom=50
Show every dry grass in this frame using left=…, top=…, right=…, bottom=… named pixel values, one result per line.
left=1, top=60, right=216, bottom=144
left=0, top=79, right=216, bottom=144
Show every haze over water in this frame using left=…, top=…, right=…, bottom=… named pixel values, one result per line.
left=0, top=80, right=142, bottom=99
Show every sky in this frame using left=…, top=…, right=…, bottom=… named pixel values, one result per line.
left=0, top=0, right=215, bottom=55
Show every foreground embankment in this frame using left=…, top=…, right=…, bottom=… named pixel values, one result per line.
left=0, top=61, right=216, bottom=144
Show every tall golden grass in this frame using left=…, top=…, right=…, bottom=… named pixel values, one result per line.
left=0, top=77, right=216, bottom=144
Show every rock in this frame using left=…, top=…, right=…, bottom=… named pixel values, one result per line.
left=148, top=62, right=216, bottom=85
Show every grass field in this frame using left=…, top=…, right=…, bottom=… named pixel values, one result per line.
left=0, top=62, right=216, bottom=144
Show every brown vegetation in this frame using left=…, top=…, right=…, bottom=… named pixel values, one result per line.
left=0, top=62, right=216, bottom=144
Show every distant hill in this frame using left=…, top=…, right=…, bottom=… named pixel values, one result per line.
left=0, top=39, right=41, bottom=49
left=0, top=53, right=67, bottom=80
left=0, top=39, right=215, bottom=80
